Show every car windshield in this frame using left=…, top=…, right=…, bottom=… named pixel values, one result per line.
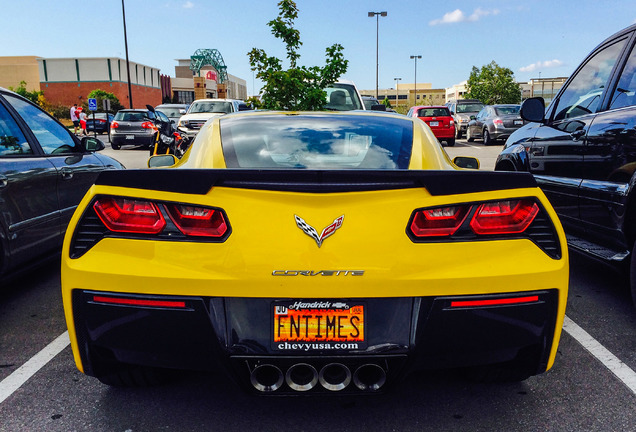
left=113, top=111, right=149, bottom=122
left=494, top=106, right=520, bottom=115
left=418, top=108, right=450, bottom=117
left=456, top=103, right=485, bottom=113
left=157, top=108, right=183, bottom=118
left=363, top=98, right=380, bottom=110
left=220, top=114, right=413, bottom=169
left=189, top=101, right=233, bottom=114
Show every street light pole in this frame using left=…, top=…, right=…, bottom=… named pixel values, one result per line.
left=394, top=77, right=401, bottom=108
left=121, top=0, right=133, bottom=108
left=410, top=55, right=421, bottom=106
left=368, top=11, right=387, bottom=99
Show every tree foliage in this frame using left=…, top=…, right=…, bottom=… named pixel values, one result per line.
left=9, top=81, right=44, bottom=106
left=248, top=0, right=348, bottom=110
left=465, top=61, right=522, bottom=105
left=87, top=89, right=124, bottom=112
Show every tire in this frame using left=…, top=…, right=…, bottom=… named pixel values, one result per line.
left=446, top=138, right=455, bottom=147
left=111, top=141, right=121, bottom=150
left=483, top=129, right=494, bottom=146
left=629, top=241, right=636, bottom=308
left=466, top=127, right=474, bottom=142
left=455, top=126, right=463, bottom=139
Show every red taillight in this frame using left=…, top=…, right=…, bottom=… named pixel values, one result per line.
left=410, top=205, right=470, bottom=237
left=93, top=197, right=166, bottom=234
left=141, top=121, right=155, bottom=129
left=450, top=295, right=539, bottom=308
left=97, top=119, right=106, bottom=124
left=110, top=121, right=119, bottom=129
left=166, top=204, right=228, bottom=237
left=470, top=200, right=539, bottom=235
left=493, top=119, right=504, bottom=127
left=92, top=295, right=186, bottom=308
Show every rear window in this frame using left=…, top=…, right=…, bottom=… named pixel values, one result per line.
left=220, top=114, right=413, bottom=169
left=456, top=103, right=484, bottom=113
left=114, top=111, right=150, bottom=122
left=418, top=107, right=450, bottom=117
left=324, top=84, right=363, bottom=111
left=494, top=106, right=520, bottom=115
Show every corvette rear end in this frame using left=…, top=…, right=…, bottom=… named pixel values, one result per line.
left=61, top=112, right=568, bottom=394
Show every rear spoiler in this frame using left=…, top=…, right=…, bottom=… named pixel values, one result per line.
left=95, top=169, right=537, bottom=196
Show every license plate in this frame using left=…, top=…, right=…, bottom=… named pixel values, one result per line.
left=126, top=135, right=135, bottom=140
left=429, top=121, right=439, bottom=127
left=273, top=300, right=365, bottom=350
left=514, top=120, right=523, bottom=125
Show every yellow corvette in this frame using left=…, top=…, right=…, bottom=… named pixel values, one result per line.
left=61, top=111, right=568, bottom=393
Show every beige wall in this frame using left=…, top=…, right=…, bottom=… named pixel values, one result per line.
left=0, top=56, right=40, bottom=91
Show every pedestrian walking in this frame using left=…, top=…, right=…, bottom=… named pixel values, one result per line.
left=70, top=103, right=80, bottom=134
left=79, top=109, right=87, bottom=136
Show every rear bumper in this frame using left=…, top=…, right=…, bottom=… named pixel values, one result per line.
left=72, top=289, right=560, bottom=393
left=111, top=133, right=155, bottom=147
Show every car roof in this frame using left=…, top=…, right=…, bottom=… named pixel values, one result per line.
left=191, top=98, right=241, bottom=103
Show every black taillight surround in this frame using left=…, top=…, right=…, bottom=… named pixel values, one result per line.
left=406, top=197, right=562, bottom=259
left=70, top=196, right=231, bottom=259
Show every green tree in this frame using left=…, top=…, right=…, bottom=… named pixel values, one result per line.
left=465, top=61, right=522, bottom=105
left=248, top=0, right=348, bottom=110
left=87, top=89, right=124, bottom=112
left=9, top=81, right=44, bottom=106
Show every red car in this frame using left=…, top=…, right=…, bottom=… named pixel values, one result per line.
left=407, top=105, right=455, bottom=146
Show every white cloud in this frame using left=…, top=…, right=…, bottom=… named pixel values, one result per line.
left=183, top=1, right=194, bottom=8
left=429, top=8, right=500, bottom=25
left=519, top=59, right=564, bottom=73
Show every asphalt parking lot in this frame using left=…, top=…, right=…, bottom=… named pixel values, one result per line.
left=0, top=135, right=635, bottom=431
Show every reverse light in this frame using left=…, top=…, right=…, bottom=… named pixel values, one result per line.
left=470, top=199, right=539, bottom=235
left=410, top=205, right=471, bottom=237
left=166, top=204, right=228, bottom=237
left=93, top=197, right=166, bottom=234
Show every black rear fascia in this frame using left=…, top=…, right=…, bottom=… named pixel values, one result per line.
left=95, top=169, right=537, bottom=195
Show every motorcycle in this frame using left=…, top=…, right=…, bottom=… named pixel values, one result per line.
left=146, top=105, right=181, bottom=157
left=174, top=134, right=193, bottom=158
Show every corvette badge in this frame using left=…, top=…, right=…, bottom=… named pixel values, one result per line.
left=294, top=215, right=344, bottom=248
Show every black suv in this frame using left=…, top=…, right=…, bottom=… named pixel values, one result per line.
left=495, top=23, right=636, bottom=305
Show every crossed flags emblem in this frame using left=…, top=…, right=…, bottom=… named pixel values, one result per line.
left=294, top=215, right=344, bottom=248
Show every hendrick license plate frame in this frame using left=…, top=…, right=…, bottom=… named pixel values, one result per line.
left=272, top=300, right=366, bottom=351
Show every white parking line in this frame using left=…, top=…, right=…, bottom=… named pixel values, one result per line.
left=563, top=315, right=636, bottom=395
left=0, top=331, right=70, bottom=404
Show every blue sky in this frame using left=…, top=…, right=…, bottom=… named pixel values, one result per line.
left=2, top=0, right=636, bottom=95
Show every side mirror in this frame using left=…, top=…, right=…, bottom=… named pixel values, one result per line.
left=520, top=97, right=545, bottom=123
left=371, top=104, right=387, bottom=111
left=238, top=103, right=252, bottom=111
left=453, top=156, right=480, bottom=170
left=82, top=136, right=105, bottom=152
left=470, top=115, right=476, bottom=120
left=148, top=154, right=177, bottom=168
left=146, top=104, right=156, bottom=113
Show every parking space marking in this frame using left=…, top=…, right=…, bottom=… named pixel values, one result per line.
left=563, top=315, right=636, bottom=395
left=0, top=331, right=70, bottom=405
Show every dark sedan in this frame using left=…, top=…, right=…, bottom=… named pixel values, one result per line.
left=0, top=87, right=124, bottom=283
left=466, top=104, right=525, bottom=145
left=85, top=113, right=114, bottom=134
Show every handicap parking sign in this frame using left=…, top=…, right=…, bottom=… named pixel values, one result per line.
left=88, top=98, right=97, bottom=111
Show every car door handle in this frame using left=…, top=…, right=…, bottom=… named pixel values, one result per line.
left=0, top=175, right=7, bottom=188
left=60, top=168, right=73, bottom=180
left=570, top=130, right=585, bottom=140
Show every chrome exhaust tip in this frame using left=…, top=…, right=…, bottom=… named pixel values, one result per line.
left=353, top=364, right=386, bottom=391
left=319, top=363, right=352, bottom=391
left=250, top=364, right=284, bottom=392
left=286, top=363, right=318, bottom=392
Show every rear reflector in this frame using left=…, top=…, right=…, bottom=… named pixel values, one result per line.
left=450, top=295, right=539, bottom=308
left=470, top=200, right=539, bottom=235
left=92, top=295, right=186, bottom=308
left=166, top=204, right=228, bottom=237
left=410, top=205, right=470, bottom=237
left=93, top=197, right=166, bottom=234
